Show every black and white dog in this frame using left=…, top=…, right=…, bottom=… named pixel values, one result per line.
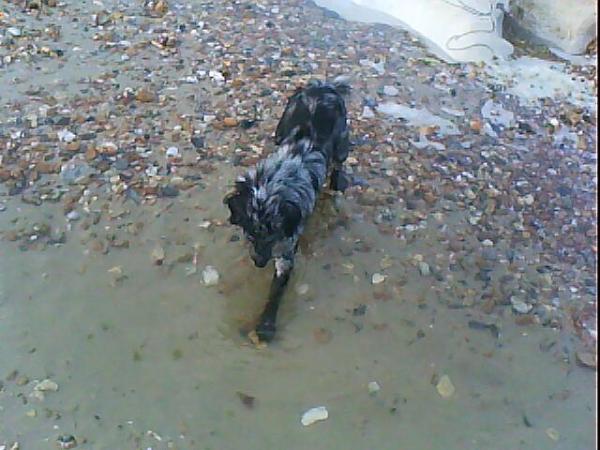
left=224, top=78, right=351, bottom=342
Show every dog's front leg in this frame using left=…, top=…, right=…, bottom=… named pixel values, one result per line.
left=255, top=257, right=294, bottom=342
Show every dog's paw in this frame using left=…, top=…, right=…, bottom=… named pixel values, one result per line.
left=255, top=320, right=277, bottom=342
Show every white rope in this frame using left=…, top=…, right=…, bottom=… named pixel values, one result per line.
left=440, top=0, right=504, bottom=55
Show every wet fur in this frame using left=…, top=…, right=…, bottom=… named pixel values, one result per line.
left=224, top=78, right=351, bottom=341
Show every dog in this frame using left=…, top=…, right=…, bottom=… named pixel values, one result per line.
left=224, top=78, right=351, bottom=342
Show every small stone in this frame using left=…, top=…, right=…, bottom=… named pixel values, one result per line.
left=372, top=273, right=386, bottom=284
left=469, top=119, right=482, bottom=132
left=66, top=211, right=80, bottom=221
left=367, top=381, right=381, bottom=395
left=29, top=390, right=45, bottom=401
left=16, top=375, right=29, bottom=386
left=510, top=297, right=533, bottom=314
left=545, top=428, right=560, bottom=441
left=34, top=379, right=58, bottom=392
left=361, top=106, right=375, bottom=119
left=57, top=129, right=77, bottom=143
left=236, top=392, right=256, bottom=409
left=382, top=85, right=399, bottom=96
left=191, top=135, right=204, bottom=149
left=223, top=117, right=238, bottom=127
left=56, top=435, right=77, bottom=449
left=481, top=239, right=494, bottom=247
left=418, top=262, right=430, bottom=276
left=301, top=406, right=329, bottom=426
left=151, top=246, right=165, bottom=265
left=25, top=409, right=37, bottom=418
left=576, top=351, right=597, bottom=369
left=166, top=146, right=179, bottom=158
left=436, top=375, right=455, bottom=398
left=114, top=158, right=129, bottom=170
left=136, top=88, right=157, bottom=102
left=522, top=194, right=535, bottom=205
left=295, top=283, right=309, bottom=295
left=202, top=266, right=220, bottom=286
left=160, top=184, right=179, bottom=197
left=7, top=27, right=22, bottom=37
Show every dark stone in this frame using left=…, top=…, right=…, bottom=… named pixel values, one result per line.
left=191, top=135, right=204, bottom=149
left=352, top=304, right=367, bottom=316
left=114, top=158, right=129, bottom=170
left=160, top=184, right=179, bottom=197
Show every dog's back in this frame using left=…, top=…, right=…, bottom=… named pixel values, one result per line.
left=274, top=79, right=350, bottom=166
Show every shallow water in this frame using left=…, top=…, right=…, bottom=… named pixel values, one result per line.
left=0, top=192, right=596, bottom=450
left=0, top=0, right=597, bottom=449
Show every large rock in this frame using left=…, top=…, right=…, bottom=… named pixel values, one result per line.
left=314, top=0, right=513, bottom=63
left=510, top=0, right=597, bottom=54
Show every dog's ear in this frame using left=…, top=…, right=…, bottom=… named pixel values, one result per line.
left=224, top=184, right=250, bottom=227
left=281, top=201, right=301, bottom=237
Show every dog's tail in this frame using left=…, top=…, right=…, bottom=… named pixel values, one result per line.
left=331, top=75, right=351, bottom=97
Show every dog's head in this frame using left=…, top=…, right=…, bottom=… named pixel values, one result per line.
left=224, top=177, right=301, bottom=268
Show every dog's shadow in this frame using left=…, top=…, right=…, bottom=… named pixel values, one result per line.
left=217, top=190, right=350, bottom=345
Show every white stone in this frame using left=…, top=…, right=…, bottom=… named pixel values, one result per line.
left=166, top=146, right=179, bottom=157
left=57, top=129, right=76, bottom=143
left=382, top=85, right=399, bottom=96
left=511, top=296, right=533, bottom=314
left=360, top=106, right=375, bottom=119
left=372, top=273, right=386, bottom=284
left=202, top=266, right=220, bottom=286
left=368, top=381, right=381, bottom=394
left=301, top=406, right=329, bottom=426
left=295, top=283, right=310, bottom=295
left=436, top=375, right=455, bottom=398
left=34, top=379, right=58, bottom=392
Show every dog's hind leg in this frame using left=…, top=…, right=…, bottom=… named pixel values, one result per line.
left=255, top=257, right=293, bottom=342
left=330, top=128, right=350, bottom=192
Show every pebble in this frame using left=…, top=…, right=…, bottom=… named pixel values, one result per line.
left=545, top=427, right=560, bottom=441
left=56, top=435, right=78, bottom=449
left=575, top=351, right=597, bottom=369
left=301, top=406, right=329, bottom=426
left=223, top=117, right=238, bottom=127
left=418, top=262, right=430, bottom=276
left=34, top=379, right=58, bottom=392
left=382, top=85, right=399, bottom=96
left=510, top=297, right=533, bottom=314
left=361, top=106, right=375, bottom=119
left=191, top=135, right=204, bottom=149
left=160, top=184, right=179, bottom=197
left=25, top=409, right=37, bottom=418
left=57, top=129, right=76, bottom=143
left=15, top=375, right=29, bottom=386
left=202, top=266, right=220, bottom=286
left=151, top=246, right=165, bottom=265
left=114, top=158, right=129, bottom=170
left=166, top=146, right=179, bottom=158
left=7, top=27, right=22, bottom=37
left=367, top=381, right=381, bottom=395
left=436, top=375, right=455, bottom=398
left=295, top=283, right=309, bottom=295
left=371, top=273, right=386, bottom=284
left=66, top=211, right=80, bottom=221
